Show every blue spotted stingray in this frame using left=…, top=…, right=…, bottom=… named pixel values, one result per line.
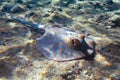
left=12, top=16, right=96, bottom=61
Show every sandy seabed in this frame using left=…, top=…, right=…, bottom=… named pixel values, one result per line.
left=0, top=0, right=120, bottom=80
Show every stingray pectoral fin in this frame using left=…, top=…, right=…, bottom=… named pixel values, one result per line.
left=51, top=51, right=86, bottom=61
left=38, top=45, right=86, bottom=61
left=36, top=35, right=86, bottom=61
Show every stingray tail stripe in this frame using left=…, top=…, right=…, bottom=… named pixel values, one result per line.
left=11, top=16, right=40, bottom=29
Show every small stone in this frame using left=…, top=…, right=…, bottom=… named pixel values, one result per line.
left=79, top=60, right=85, bottom=69
left=50, top=12, right=57, bottom=18
left=105, top=26, right=112, bottom=29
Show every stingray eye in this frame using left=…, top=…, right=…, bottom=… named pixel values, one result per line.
left=71, top=39, right=75, bottom=46
left=71, top=39, right=82, bottom=50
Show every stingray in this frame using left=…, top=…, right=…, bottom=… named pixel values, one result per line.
left=11, top=16, right=96, bottom=61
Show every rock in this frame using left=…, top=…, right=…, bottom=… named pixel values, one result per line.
left=0, top=60, right=9, bottom=76
left=25, top=11, right=39, bottom=18
left=10, top=4, right=26, bottom=13
left=102, top=0, right=113, bottom=4
left=50, top=12, right=72, bottom=24
left=1, top=4, right=13, bottom=12
left=81, top=2, right=94, bottom=10
left=101, top=42, right=120, bottom=63
left=113, top=0, right=120, bottom=3
left=15, top=0, right=24, bottom=3
left=37, top=0, right=51, bottom=7
left=1, top=4, right=26, bottom=13
left=53, top=0, right=75, bottom=7
left=51, top=0, right=60, bottom=6
left=110, top=17, right=120, bottom=27
left=0, top=40, right=5, bottom=45
left=108, top=16, right=120, bottom=28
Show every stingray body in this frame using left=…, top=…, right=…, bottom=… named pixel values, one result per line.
left=12, top=17, right=96, bottom=61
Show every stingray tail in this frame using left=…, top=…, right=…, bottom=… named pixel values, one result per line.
left=11, top=16, right=45, bottom=29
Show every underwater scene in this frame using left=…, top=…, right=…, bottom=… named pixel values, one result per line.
left=0, top=0, right=120, bottom=80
